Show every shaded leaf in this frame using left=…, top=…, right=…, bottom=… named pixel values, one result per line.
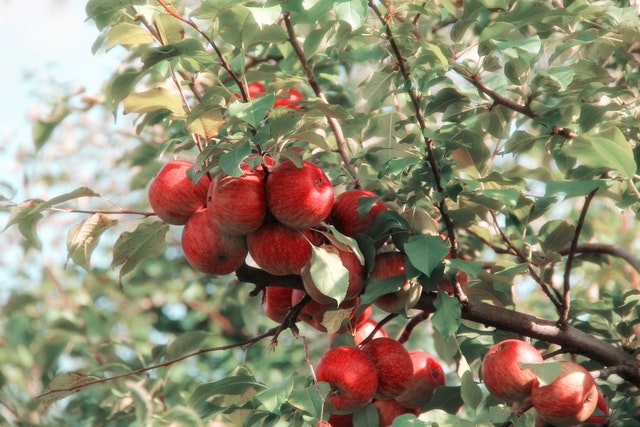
left=404, top=234, right=450, bottom=277
left=432, top=292, right=461, bottom=338
left=254, top=374, right=294, bottom=413
left=37, top=372, right=98, bottom=409
left=539, top=220, right=576, bottom=253
left=220, top=141, right=252, bottom=177
left=164, top=331, right=210, bottom=361
left=563, top=127, right=636, bottom=178
left=111, top=221, right=169, bottom=283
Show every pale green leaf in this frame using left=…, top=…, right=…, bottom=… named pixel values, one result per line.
left=37, top=372, right=99, bottom=409
left=66, top=213, right=118, bottom=271
left=111, top=221, right=169, bottom=283
left=106, top=22, right=153, bottom=50
left=333, top=0, right=368, bottom=30
left=309, top=245, right=350, bottom=305
left=563, top=127, right=636, bottom=178
left=123, top=88, right=186, bottom=115
left=519, top=360, right=561, bottom=386
left=254, top=374, right=294, bottom=413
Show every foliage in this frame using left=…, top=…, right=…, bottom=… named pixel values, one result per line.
left=2, top=0, right=640, bottom=426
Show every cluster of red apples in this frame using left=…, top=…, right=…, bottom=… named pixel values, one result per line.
left=481, top=339, right=608, bottom=426
left=314, top=335, right=445, bottom=427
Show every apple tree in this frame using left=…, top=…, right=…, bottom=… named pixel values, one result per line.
left=2, top=0, right=640, bottom=426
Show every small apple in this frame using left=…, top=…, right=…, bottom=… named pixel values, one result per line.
left=315, top=346, right=379, bottom=414
left=301, top=244, right=364, bottom=304
left=361, top=337, right=413, bottom=400
left=481, top=339, right=544, bottom=403
left=368, top=252, right=422, bottom=314
left=181, top=208, right=248, bottom=275
left=395, top=350, right=446, bottom=409
left=274, top=87, right=303, bottom=108
left=352, top=318, right=388, bottom=346
left=148, top=160, right=211, bottom=225
left=531, top=360, right=598, bottom=427
left=291, top=289, right=359, bottom=333
left=247, top=221, right=312, bottom=275
left=331, top=189, right=388, bottom=237
left=207, top=164, right=267, bottom=236
left=373, top=399, right=418, bottom=427
left=266, top=160, right=334, bottom=229
left=262, top=286, right=293, bottom=323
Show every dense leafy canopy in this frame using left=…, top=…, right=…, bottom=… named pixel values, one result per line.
left=2, top=0, right=640, bottom=426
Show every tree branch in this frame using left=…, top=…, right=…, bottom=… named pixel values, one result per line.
left=282, top=12, right=358, bottom=184
left=560, top=188, right=598, bottom=325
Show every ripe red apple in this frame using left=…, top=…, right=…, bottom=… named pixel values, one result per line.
left=181, top=208, right=248, bottom=275
left=326, top=413, right=353, bottom=427
left=315, top=346, right=378, bottom=414
left=368, top=252, right=422, bottom=314
left=531, top=360, right=599, bottom=426
left=373, top=399, right=418, bottom=427
left=247, top=221, right=312, bottom=275
left=274, top=87, right=303, bottom=108
left=262, top=286, right=293, bottom=323
left=352, top=318, right=388, bottom=345
left=331, top=189, right=388, bottom=237
left=481, top=339, right=544, bottom=403
left=266, top=160, right=334, bottom=230
left=301, top=244, right=364, bottom=304
left=148, top=160, right=211, bottom=225
left=207, top=165, right=267, bottom=236
left=361, top=337, right=413, bottom=400
left=395, top=350, right=446, bottom=409
left=291, top=289, right=359, bottom=333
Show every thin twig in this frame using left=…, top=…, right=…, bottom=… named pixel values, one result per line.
left=36, top=328, right=277, bottom=399
left=560, top=188, right=598, bottom=326
left=281, top=12, right=357, bottom=184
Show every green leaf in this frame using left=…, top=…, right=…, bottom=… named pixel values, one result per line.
left=227, top=95, right=274, bottom=128
left=518, top=360, right=561, bottom=386
left=544, top=180, right=608, bottom=197
left=33, top=109, right=72, bottom=150
left=218, top=5, right=260, bottom=49
left=334, top=0, right=368, bottom=30
left=563, top=127, right=636, bottom=178
left=105, top=22, right=153, bottom=50
left=189, top=373, right=266, bottom=413
left=421, top=386, right=464, bottom=414
left=309, top=245, right=350, bottom=305
left=446, top=259, right=483, bottom=278
left=360, top=71, right=394, bottom=113
left=123, top=87, right=186, bottom=115
left=432, top=292, right=461, bottom=338
left=141, top=39, right=208, bottom=69
left=404, top=235, right=450, bottom=277
left=360, top=275, right=406, bottom=306
left=254, top=374, right=294, bottom=413
left=220, top=141, right=252, bottom=177
left=66, top=213, right=118, bottom=271
left=111, top=221, right=169, bottom=284
left=37, top=372, right=99, bottom=409
left=4, top=187, right=100, bottom=249
left=538, top=220, right=576, bottom=253
left=164, top=331, right=210, bottom=360
left=460, top=370, right=482, bottom=410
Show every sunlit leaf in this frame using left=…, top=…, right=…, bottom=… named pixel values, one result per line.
left=254, top=374, right=294, bottom=413
left=66, top=213, right=118, bottom=271
left=220, top=141, right=252, bottom=177
left=563, top=127, right=636, bottom=178
left=123, top=87, right=186, bottom=115
left=309, top=245, right=350, bottom=305
left=106, top=22, right=153, bottom=50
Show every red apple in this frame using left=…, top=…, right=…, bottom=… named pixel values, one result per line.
left=291, top=289, right=359, bottom=333
left=262, top=286, right=293, bottom=323
left=301, top=244, right=364, bottom=304
left=361, top=337, right=413, bottom=400
left=353, top=318, right=388, bottom=345
left=331, top=189, right=388, bottom=237
left=247, top=221, right=312, bottom=275
left=266, top=159, right=334, bottom=229
left=326, top=413, right=353, bottom=427
left=315, top=346, right=378, bottom=414
left=531, top=360, right=599, bottom=427
left=368, top=252, right=422, bottom=314
left=181, top=208, right=248, bottom=275
left=207, top=164, right=267, bottom=236
left=148, top=160, right=210, bottom=225
left=233, top=82, right=265, bottom=100
left=395, top=350, right=446, bottom=409
left=481, top=339, right=544, bottom=403
left=274, top=87, right=303, bottom=108
left=373, top=399, right=418, bottom=427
